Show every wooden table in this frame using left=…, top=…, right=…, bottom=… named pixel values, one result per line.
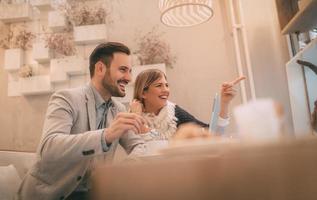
left=92, top=137, right=317, bottom=200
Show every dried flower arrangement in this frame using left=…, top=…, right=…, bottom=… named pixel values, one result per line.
left=134, top=28, right=176, bottom=68
left=0, top=24, right=35, bottom=50
left=57, top=2, right=112, bottom=26
left=0, top=0, right=29, bottom=4
left=0, top=0, right=12, bottom=3
left=18, top=64, right=32, bottom=78
left=0, top=24, right=9, bottom=48
left=44, top=32, right=76, bottom=57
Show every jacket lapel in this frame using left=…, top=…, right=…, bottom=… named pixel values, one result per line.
left=85, top=85, right=97, bottom=131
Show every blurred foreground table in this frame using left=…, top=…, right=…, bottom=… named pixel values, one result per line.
left=92, top=138, right=317, bottom=200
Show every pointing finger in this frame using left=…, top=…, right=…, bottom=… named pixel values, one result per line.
left=230, top=76, right=246, bottom=86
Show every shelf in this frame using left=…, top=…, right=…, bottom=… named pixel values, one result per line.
left=4, top=49, right=24, bottom=72
left=282, top=0, right=317, bottom=34
left=20, top=75, right=52, bottom=95
left=48, top=11, right=67, bottom=32
left=0, top=3, right=33, bottom=23
left=32, top=42, right=52, bottom=63
left=275, top=0, right=299, bottom=30
left=73, top=24, right=107, bottom=45
left=30, top=0, right=52, bottom=10
left=287, top=38, right=317, bottom=65
left=50, top=56, right=87, bottom=83
left=285, top=37, right=317, bottom=135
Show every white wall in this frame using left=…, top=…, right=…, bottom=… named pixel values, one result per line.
left=108, top=0, right=241, bottom=123
left=240, top=0, right=293, bottom=132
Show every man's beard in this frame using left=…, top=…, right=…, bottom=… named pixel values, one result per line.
left=102, top=72, right=126, bottom=97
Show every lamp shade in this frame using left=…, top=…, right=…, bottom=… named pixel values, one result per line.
left=159, top=0, right=213, bottom=27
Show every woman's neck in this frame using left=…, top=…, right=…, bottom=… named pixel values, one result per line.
left=144, top=104, right=163, bottom=115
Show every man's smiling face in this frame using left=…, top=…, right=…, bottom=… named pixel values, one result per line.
left=102, top=52, right=132, bottom=97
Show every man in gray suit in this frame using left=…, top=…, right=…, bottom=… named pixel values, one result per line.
left=17, top=42, right=147, bottom=200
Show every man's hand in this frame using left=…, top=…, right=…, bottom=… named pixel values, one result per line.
left=173, top=123, right=211, bottom=140
left=104, top=112, right=147, bottom=143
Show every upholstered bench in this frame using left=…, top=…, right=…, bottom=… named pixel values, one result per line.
left=0, top=150, right=36, bottom=200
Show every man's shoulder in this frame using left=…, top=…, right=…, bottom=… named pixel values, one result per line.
left=51, top=85, right=88, bottom=103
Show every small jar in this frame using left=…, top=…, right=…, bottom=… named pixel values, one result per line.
left=298, top=32, right=310, bottom=50
left=298, top=0, right=313, bottom=10
left=298, top=0, right=304, bottom=10
left=309, top=28, right=317, bottom=40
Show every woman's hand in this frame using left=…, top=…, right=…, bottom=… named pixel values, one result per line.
left=129, top=99, right=150, bottom=134
left=221, top=76, right=246, bottom=104
left=219, top=76, right=246, bottom=118
left=129, top=99, right=143, bottom=115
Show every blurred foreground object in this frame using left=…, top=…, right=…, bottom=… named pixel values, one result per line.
left=92, top=137, right=317, bottom=200
left=312, top=100, right=317, bottom=132
left=234, top=99, right=285, bottom=141
left=173, top=123, right=211, bottom=140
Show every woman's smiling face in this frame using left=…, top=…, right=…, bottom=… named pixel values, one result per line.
left=142, top=76, right=170, bottom=114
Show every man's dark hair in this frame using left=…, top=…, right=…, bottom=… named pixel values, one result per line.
left=89, top=42, right=131, bottom=78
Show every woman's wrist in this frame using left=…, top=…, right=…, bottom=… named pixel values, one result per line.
left=219, top=102, right=230, bottom=118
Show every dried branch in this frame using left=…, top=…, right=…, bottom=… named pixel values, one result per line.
left=57, top=2, right=112, bottom=26
left=18, top=64, right=33, bottom=78
left=44, top=32, right=76, bottom=57
left=134, top=27, right=176, bottom=68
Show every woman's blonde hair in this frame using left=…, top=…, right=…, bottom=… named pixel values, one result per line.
left=133, top=69, right=167, bottom=104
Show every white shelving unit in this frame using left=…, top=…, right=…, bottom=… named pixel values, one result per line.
left=48, top=11, right=67, bottom=32
left=32, top=42, right=52, bottom=63
left=286, top=41, right=316, bottom=135
left=0, top=3, right=33, bottom=23
left=282, top=0, right=317, bottom=34
left=0, top=1, right=108, bottom=97
left=283, top=0, right=317, bottom=135
left=50, top=56, right=87, bottom=83
left=20, top=75, right=52, bottom=95
left=30, top=0, right=52, bottom=10
left=4, top=49, right=24, bottom=72
left=73, top=24, right=107, bottom=45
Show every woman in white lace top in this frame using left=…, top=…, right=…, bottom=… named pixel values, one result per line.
left=130, top=69, right=244, bottom=142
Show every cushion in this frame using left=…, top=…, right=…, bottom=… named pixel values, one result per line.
left=0, top=164, right=21, bottom=200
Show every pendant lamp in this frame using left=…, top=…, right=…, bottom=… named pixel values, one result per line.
left=159, top=0, right=213, bottom=27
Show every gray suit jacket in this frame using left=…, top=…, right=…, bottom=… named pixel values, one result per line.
left=17, top=84, right=146, bottom=200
